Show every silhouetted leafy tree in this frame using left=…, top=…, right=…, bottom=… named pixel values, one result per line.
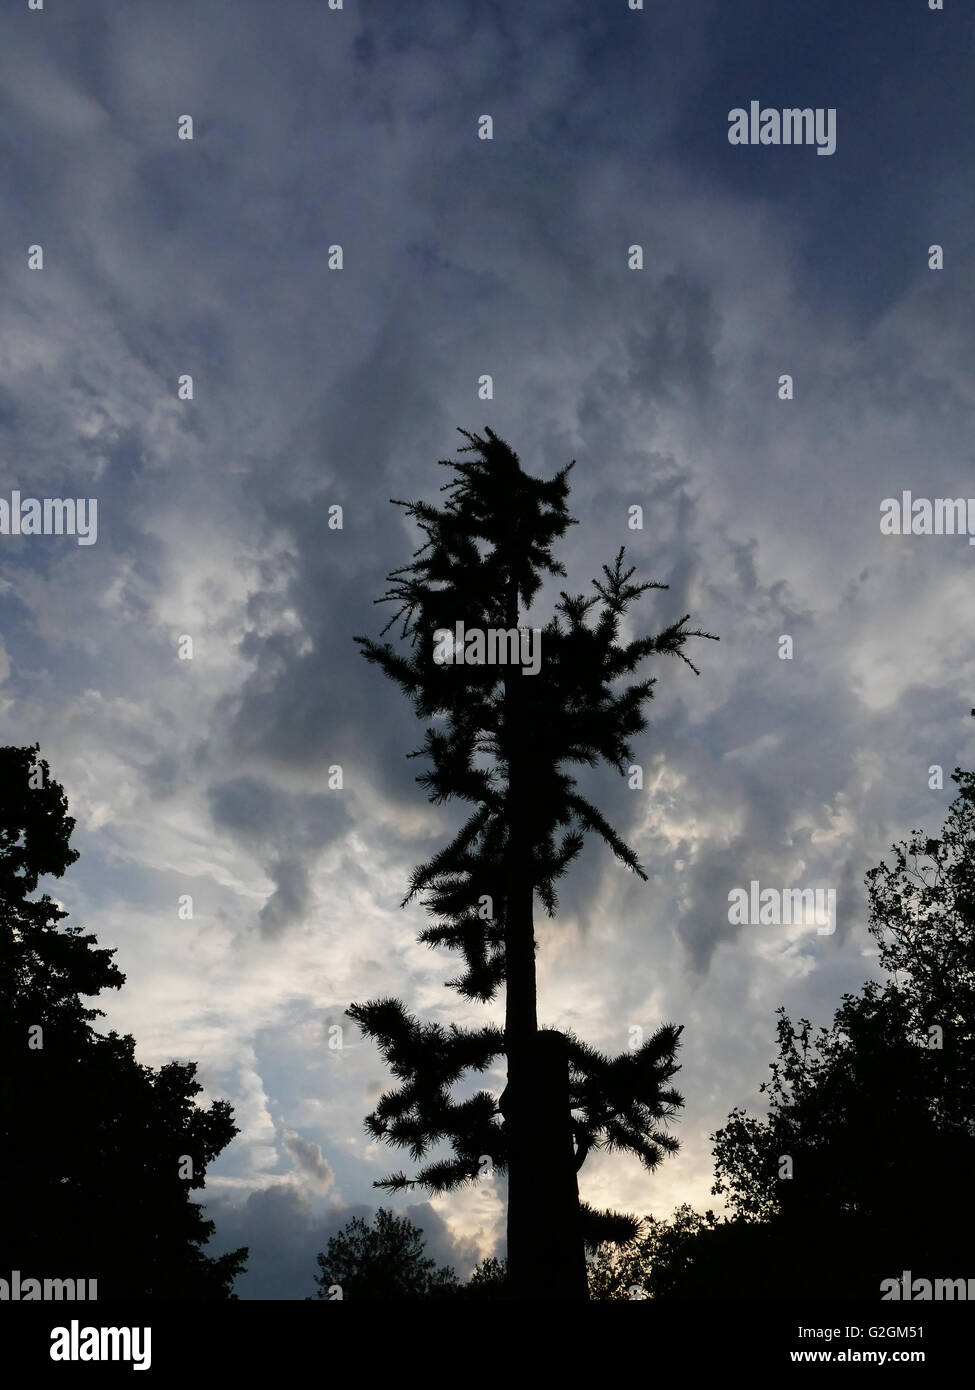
left=463, top=1255, right=508, bottom=1299
left=310, top=1208, right=460, bottom=1299
left=589, top=1206, right=817, bottom=1299
left=587, top=1205, right=720, bottom=1299
left=350, top=427, right=715, bottom=1298
left=0, top=744, right=248, bottom=1298
left=662, top=768, right=975, bottom=1298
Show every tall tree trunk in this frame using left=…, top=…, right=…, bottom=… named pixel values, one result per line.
left=500, top=872, right=539, bottom=1298
left=533, top=1029, right=590, bottom=1297
left=502, top=569, right=588, bottom=1299
left=501, top=901, right=589, bottom=1297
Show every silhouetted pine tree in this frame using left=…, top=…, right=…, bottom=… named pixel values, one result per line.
left=350, top=428, right=716, bottom=1299
left=0, top=744, right=248, bottom=1297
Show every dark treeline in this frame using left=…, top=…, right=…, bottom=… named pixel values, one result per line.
left=2, top=433, right=972, bottom=1300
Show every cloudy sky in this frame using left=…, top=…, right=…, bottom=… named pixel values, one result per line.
left=2, top=0, right=973, bottom=1298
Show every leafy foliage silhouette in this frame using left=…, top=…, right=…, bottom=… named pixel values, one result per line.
left=587, top=1205, right=720, bottom=1300
left=310, top=1208, right=460, bottom=1300
left=614, top=769, right=975, bottom=1298
left=0, top=744, right=247, bottom=1298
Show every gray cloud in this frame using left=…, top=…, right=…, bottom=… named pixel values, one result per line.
left=281, top=1130, right=335, bottom=1192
